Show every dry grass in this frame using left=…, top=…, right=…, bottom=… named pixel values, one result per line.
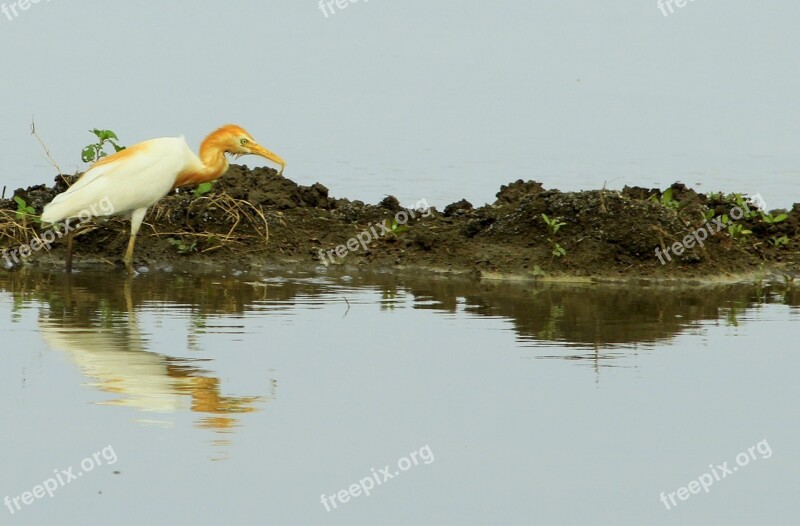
left=1, top=190, right=272, bottom=262
left=0, top=209, right=37, bottom=248
left=148, top=191, right=270, bottom=253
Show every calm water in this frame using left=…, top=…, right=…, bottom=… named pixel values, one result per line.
left=0, top=268, right=798, bottom=525
left=2, top=2, right=800, bottom=209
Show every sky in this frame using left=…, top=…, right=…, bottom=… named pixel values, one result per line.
left=0, top=0, right=799, bottom=209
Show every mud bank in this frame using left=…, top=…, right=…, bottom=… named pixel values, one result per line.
left=2, top=166, right=800, bottom=281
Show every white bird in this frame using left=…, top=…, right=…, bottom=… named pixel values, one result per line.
left=41, top=124, right=285, bottom=271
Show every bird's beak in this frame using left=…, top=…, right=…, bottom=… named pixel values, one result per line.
left=251, top=144, right=286, bottom=175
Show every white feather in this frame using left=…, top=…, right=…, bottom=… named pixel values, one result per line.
left=41, top=137, right=200, bottom=224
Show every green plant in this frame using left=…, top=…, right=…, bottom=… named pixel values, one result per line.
left=761, top=211, right=788, bottom=225
left=167, top=237, right=197, bottom=255
left=753, top=265, right=766, bottom=289
left=551, top=243, right=566, bottom=258
left=721, top=214, right=751, bottom=241
left=723, top=193, right=759, bottom=219
left=649, top=188, right=680, bottom=210
left=770, top=235, right=790, bottom=248
left=724, top=304, right=741, bottom=327
left=14, top=196, right=40, bottom=224
left=529, top=265, right=546, bottom=278
left=541, top=214, right=567, bottom=258
left=537, top=305, right=564, bottom=340
left=81, top=129, right=126, bottom=163
left=541, top=214, right=565, bottom=236
left=383, top=218, right=409, bottom=238
left=193, top=182, right=215, bottom=198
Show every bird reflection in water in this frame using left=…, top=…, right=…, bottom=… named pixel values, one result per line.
left=36, top=276, right=273, bottom=459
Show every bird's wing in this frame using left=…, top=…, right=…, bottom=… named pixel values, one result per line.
left=42, top=137, right=195, bottom=223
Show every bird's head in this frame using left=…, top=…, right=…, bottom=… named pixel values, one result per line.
left=214, top=124, right=286, bottom=175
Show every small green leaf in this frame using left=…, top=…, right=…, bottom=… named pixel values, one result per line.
left=92, top=129, right=118, bottom=141
left=81, top=146, right=96, bottom=163
left=110, top=141, right=126, bottom=153
left=193, top=182, right=214, bottom=197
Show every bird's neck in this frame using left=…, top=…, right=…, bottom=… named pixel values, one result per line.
left=173, top=134, right=230, bottom=189
left=197, top=136, right=230, bottom=180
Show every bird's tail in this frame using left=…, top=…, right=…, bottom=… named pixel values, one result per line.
left=41, top=191, right=115, bottom=225
left=41, top=194, right=76, bottom=225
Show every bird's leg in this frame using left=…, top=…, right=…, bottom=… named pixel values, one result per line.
left=61, top=219, right=102, bottom=272
left=123, top=234, right=137, bottom=272
left=65, top=228, right=75, bottom=273
left=63, top=221, right=98, bottom=272
left=124, top=208, right=148, bottom=273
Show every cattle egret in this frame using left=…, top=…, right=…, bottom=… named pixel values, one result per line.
left=41, top=125, right=285, bottom=271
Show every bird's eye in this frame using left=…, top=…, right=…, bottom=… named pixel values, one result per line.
left=240, top=138, right=249, bottom=146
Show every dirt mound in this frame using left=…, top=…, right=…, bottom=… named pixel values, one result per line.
left=215, top=165, right=335, bottom=210
left=2, top=166, right=800, bottom=281
left=495, top=179, right=545, bottom=206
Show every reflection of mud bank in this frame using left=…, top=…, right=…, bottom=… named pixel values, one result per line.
left=2, top=268, right=793, bottom=352
left=2, top=169, right=800, bottom=278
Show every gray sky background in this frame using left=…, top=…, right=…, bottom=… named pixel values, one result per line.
left=0, top=0, right=798, bottom=208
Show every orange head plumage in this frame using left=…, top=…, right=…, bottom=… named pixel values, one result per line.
left=200, top=124, right=285, bottom=174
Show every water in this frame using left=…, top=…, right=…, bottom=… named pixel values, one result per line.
left=1, top=269, right=798, bottom=525
left=3, top=2, right=798, bottom=523
left=1, top=1, right=800, bottom=209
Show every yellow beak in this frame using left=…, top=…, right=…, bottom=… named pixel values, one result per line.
left=251, top=144, right=286, bottom=175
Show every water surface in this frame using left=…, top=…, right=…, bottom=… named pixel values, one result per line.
left=1, top=269, right=798, bottom=525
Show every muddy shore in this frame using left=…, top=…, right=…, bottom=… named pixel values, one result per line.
left=2, top=166, right=800, bottom=281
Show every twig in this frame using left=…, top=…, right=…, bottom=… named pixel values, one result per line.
left=30, top=117, right=67, bottom=185
left=599, top=181, right=608, bottom=213
left=342, top=296, right=351, bottom=318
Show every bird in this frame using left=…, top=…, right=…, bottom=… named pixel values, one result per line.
left=41, top=124, right=285, bottom=272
